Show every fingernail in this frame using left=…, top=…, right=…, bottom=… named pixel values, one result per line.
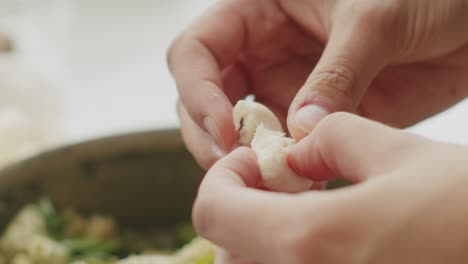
left=295, top=105, right=329, bottom=133
left=212, top=144, right=226, bottom=159
left=203, top=117, right=225, bottom=151
left=231, top=142, right=240, bottom=151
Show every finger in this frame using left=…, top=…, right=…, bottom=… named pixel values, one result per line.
left=193, top=147, right=333, bottom=263
left=288, top=112, right=428, bottom=182
left=360, top=61, right=468, bottom=128
left=214, top=249, right=234, bottom=264
left=287, top=12, right=393, bottom=139
left=168, top=1, right=248, bottom=152
left=311, top=181, right=328, bottom=190
left=214, top=248, right=233, bottom=264
left=177, top=62, right=250, bottom=170
left=215, top=249, right=262, bottom=264
left=177, top=101, right=225, bottom=170
left=222, top=62, right=251, bottom=105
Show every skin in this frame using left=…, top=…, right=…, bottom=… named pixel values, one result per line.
left=193, top=112, right=468, bottom=264
left=168, top=0, right=468, bottom=262
left=168, top=0, right=468, bottom=170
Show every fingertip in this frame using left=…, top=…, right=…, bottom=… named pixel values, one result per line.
left=294, top=104, right=329, bottom=135
left=231, top=146, right=256, bottom=159
left=204, top=97, right=239, bottom=152
left=225, top=146, right=257, bottom=166
left=203, top=116, right=228, bottom=151
left=219, top=147, right=259, bottom=188
left=287, top=112, right=308, bottom=141
left=287, top=132, right=338, bottom=182
left=287, top=101, right=329, bottom=141
left=178, top=101, right=225, bottom=170
left=212, top=144, right=227, bottom=159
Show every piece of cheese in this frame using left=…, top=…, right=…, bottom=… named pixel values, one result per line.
left=233, top=100, right=313, bottom=193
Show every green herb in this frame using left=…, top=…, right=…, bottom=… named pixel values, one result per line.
left=176, top=222, right=197, bottom=246
left=35, top=197, right=66, bottom=238
left=80, top=257, right=113, bottom=264
left=64, top=238, right=121, bottom=262
left=327, top=179, right=353, bottom=189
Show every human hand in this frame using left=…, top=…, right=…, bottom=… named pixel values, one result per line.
left=168, top=0, right=468, bottom=169
left=192, top=112, right=468, bottom=264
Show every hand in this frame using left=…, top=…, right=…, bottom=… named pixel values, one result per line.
left=192, top=112, right=468, bottom=264
left=168, top=0, right=468, bottom=169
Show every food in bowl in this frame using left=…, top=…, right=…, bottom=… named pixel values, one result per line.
left=0, top=198, right=214, bottom=264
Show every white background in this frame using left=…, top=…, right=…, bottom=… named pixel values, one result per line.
left=1, top=0, right=467, bottom=152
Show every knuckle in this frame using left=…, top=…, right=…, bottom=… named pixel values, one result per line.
left=166, top=39, right=178, bottom=69
left=353, top=1, right=398, bottom=28
left=270, top=203, right=336, bottom=263
left=274, top=216, right=334, bottom=263
left=277, top=201, right=367, bottom=264
left=358, top=3, right=390, bottom=20
left=338, top=1, right=400, bottom=53
left=272, top=218, right=312, bottom=263
left=314, top=112, right=355, bottom=142
left=166, top=33, right=188, bottom=71
left=267, top=198, right=370, bottom=264
left=386, top=130, right=430, bottom=160
left=311, top=61, right=357, bottom=110
left=175, top=99, right=185, bottom=120
left=358, top=2, right=403, bottom=51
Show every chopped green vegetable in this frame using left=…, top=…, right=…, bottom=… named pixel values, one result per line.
left=35, top=197, right=66, bottom=238
left=3, top=198, right=215, bottom=263
left=176, top=222, right=197, bottom=246
left=81, top=257, right=113, bottom=264
left=327, top=179, right=352, bottom=189
left=64, top=238, right=121, bottom=260
left=195, top=254, right=215, bottom=264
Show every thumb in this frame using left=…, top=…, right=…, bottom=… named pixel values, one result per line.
left=288, top=19, right=391, bottom=139
left=288, top=112, right=428, bottom=183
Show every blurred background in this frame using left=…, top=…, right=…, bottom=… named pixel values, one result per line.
left=0, top=0, right=467, bottom=168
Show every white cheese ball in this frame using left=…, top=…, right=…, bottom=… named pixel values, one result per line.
left=251, top=125, right=313, bottom=193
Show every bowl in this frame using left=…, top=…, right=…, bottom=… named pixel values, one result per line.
left=0, top=129, right=204, bottom=230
